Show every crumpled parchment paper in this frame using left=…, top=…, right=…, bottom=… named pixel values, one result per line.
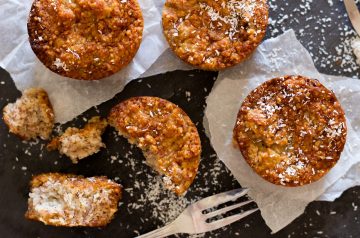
left=204, top=30, right=360, bottom=233
left=0, top=0, right=167, bottom=123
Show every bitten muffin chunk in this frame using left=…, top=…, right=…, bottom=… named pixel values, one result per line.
left=2, top=88, right=54, bottom=140
left=162, top=0, right=268, bottom=70
left=28, top=0, right=144, bottom=80
left=25, top=173, right=122, bottom=227
left=233, top=76, right=347, bottom=187
left=108, top=97, right=201, bottom=195
left=47, top=116, right=107, bottom=163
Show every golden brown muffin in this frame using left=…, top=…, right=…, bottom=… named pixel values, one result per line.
left=25, top=173, right=122, bottom=227
left=108, top=97, right=201, bottom=195
left=233, top=76, right=347, bottom=187
left=162, top=0, right=268, bottom=70
left=47, top=116, right=108, bottom=163
left=28, top=0, right=144, bottom=80
left=2, top=88, right=54, bottom=140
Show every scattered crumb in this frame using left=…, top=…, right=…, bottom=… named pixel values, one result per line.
left=47, top=117, right=107, bottom=163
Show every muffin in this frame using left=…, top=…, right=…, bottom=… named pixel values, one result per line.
left=162, top=0, right=269, bottom=70
left=2, top=88, right=54, bottom=140
left=47, top=116, right=108, bottom=163
left=28, top=0, right=144, bottom=80
left=233, top=75, right=347, bottom=187
left=26, top=173, right=122, bottom=227
left=108, top=96, right=201, bottom=195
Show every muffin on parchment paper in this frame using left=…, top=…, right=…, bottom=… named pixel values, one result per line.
left=233, top=75, right=347, bottom=187
left=28, top=0, right=144, bottom=80
left=25, top=173, right=122, bottom=227
left=2, top=88, right=54, bottom=140
left=47, top=116, right=108, bottom=163
left=108, top=96, right=201, bottom=195
left=162, top=0, right=269, bottom=70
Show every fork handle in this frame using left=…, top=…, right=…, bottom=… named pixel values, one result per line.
left=136, top=223, right=178, bottom=238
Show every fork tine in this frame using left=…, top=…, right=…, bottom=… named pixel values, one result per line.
left=203, top=199, right=254, bottom=219
left=205, top=208, right=259, bottom=231
left=194, top=188, right=249, bottom=210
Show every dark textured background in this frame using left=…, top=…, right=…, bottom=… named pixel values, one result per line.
left=0, top=0, right=359, bottom=238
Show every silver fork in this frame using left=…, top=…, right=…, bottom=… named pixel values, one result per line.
left=136, top=188, right=258, bottom=238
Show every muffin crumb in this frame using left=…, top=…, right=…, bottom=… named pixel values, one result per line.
left=2, top=88, right=54, bottom=140
left=25, top=173, right=122, bottom=227
left=48, top=116, right=107, bottom=163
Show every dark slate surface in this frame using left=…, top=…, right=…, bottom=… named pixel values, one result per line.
left=0, top=0, right=359, bottom=238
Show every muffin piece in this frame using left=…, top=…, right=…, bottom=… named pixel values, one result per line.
left=28, top=0, right=144, bottom=80
left=108, top=97, right=201, bottom=195
left=2, top=88, right=54, bottom=140
left=47, top=117, right=107, bottom=163
left=233, top=76, right=347, bottom=187
left=162, top=0, right=268, bottom=70
left=25, top=173, right=122, bottom=227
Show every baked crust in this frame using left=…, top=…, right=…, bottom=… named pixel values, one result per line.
left=2, top=88, right=54, bottom=140
left=28, top=0, right=144, bottom=80
left=108, top=97, right=201, bottom=195
left=47, top=116, right=108, bottom=163
left=233, top=75, right=347, bottom=187
left=162, top=0, right=268, bottom=70
left=25, top=173, right=122, bottom=227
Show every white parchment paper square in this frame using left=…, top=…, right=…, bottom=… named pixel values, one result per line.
left=205, top=30, right=360, bottom=233
left=0, top=0, right=168, bottom=123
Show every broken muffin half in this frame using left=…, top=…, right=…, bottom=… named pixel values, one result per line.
left=108, top=96, right=201, bottom=195
left=25, top=173, right=122, bottom=227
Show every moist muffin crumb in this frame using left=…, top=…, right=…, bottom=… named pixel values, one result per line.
left=25, top=173, right=122, bottom=227
left=47, top=116, right=108, bottom=163
left=28, top=0, right=144, bottom=80
left=2, top=88, right=54, bottom=140
left=108, top=96, right=201, bottom=195
left=162, top=0, right=268, bottom=70
left=233, top=75, right=347, bottom=187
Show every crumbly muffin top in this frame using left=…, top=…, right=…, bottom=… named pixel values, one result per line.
left=26, top=173, right=122, bottom=227
left=162, top=0, right=268, bottom=70
left=28, top=0, right=144, bottom=80
left=47, top=116, right=108, bottom=163
left=233, top=76, right=347, bottom=186
left=2, top=88, right=54, bottom=140
left=108, top=97, right=201, bottom=195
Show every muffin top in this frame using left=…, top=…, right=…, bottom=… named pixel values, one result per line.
left=233, top=76, right=347, bottom=187
left=28, top=0, right=144, bottom=80
left=162, top=0, right=268, bottom=70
